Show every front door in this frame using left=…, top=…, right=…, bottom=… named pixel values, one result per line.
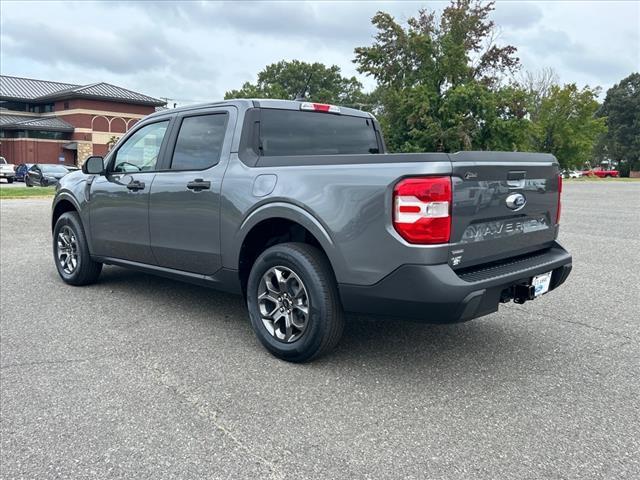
left=89, top=120, right=171, bottom=264
left=149, top=109, right=234, bottom=274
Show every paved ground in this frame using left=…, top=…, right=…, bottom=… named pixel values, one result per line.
left=0, top=180, right=22, bottom=188
left=1, top=183, right=639, bottom=480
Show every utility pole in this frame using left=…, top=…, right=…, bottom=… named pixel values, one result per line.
left=159, top=97, right=174, bottom=108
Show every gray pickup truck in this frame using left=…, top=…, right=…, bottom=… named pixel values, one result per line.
left=52, top=99, right=572, bottom=362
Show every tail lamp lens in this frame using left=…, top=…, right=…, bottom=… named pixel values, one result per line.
left=556, top=174, right=562, bottom=224
left=393, top=177, right=452, bottom=244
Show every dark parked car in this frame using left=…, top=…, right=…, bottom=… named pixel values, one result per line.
left=51, top=99, right=572, bottom=362
left=25, top=164, right=70, bottom=187
left=14, top=163, right=34, bottom=182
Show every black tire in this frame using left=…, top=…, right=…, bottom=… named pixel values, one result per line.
left=53, top=211, right=102, bottom=286
left=7, top=177, right=13, bottom=184
left=25, top=178, right=33, bottom=187
left=246, top=242, right=344, bottom=363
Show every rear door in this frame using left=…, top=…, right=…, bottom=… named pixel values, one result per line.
left=148, top=107, right=235, bottom=274
left=448, top=151, right=561, bottom=270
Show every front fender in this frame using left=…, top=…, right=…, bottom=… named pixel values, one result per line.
left=51, top=173, right=93, bottom=249
left=51, top=192, right=82, bottom=231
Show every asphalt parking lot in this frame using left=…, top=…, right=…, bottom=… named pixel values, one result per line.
left=0, top=180, right=22, bottom=188
left=1, top=182, right=639, bottom=479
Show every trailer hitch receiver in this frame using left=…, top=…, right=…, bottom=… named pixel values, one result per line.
left=513, top=284, right=536, bottom=304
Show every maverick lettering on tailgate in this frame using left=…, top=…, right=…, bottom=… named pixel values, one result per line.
left=461, top=216, right=549, bottom=243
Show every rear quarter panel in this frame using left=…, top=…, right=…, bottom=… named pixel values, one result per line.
left=221, top=153, right=452, bottom=285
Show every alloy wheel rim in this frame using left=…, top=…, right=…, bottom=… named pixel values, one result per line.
left=57, top=226, right=79, bottom=275
left=257, top=266, right=310, bottom=343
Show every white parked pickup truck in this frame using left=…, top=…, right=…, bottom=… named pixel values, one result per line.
left=0, top=157, right=15, bottom=183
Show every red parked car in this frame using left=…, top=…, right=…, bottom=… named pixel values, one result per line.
left=582, top=168, right=619, bottom=178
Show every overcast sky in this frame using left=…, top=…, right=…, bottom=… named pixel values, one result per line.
left=1, top=1, right=638, bottom=105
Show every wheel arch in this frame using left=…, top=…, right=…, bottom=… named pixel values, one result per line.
left=51, top=194, right=81, bottom=232
left=232, top=203, right=344, bottom=295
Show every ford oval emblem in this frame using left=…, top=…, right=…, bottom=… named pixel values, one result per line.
left=506, top=193, right=526, bottom=211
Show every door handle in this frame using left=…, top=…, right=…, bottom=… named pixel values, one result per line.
left=126, top=180, right=145, bottom=191
left=187, top=179, right=211, bottom=191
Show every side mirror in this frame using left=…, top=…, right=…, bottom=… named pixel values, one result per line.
left=82, top=156, right=104, bottom=175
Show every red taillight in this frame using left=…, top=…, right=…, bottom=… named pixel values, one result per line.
left=556, top=174, right=562, bottom=224
left=393, top=176, right=452, bottom=244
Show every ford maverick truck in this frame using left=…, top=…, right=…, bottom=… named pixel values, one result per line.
left=51, top=99, right=572, bottom=362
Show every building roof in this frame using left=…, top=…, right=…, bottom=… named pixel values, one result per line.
left=0, top=112, right=75, bottom=132
left=0, top=75, right=165, bottom=107
left=0, top=76, right=78, bottom=101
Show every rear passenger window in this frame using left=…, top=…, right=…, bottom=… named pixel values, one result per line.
left=260, top=109, right=379, bottom=157
left=171, top=114, right=228, bottom=170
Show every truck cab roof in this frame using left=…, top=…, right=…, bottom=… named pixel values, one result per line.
left=146, top=98, right=373, bottom=120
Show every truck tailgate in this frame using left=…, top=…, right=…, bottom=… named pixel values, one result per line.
left=448, top=152, right=560, bottom=270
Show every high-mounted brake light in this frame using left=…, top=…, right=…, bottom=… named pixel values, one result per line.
left=393, top=177, right=452, bottom=244
left=556, top=174, right=562, bottom=224
left=300, top=102, right=341, bottom=114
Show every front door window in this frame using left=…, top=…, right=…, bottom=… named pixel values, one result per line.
left=112, top=121, right=169, bottom=173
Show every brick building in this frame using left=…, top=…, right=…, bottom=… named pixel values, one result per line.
left=0, top=75, right=165, bottom=166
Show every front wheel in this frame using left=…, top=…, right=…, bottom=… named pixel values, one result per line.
left=246, top=242, right=344, bottom=363
left=7, top=177, right=13, bottom=184
left=25, top=178, right=33, bottom=187
left=53, top=211, right=102, bottom=285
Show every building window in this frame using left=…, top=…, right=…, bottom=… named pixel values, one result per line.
left=0, top=101, right=29, bottom=111
left=26, top=130, right=70, bottom=140
left=26, top=104, right=56, bottom=113
left=0, top=130, right=70, bottom=139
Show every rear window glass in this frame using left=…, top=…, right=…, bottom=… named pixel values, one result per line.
left=171, top=114, right=228, bottom=170
left=260, top=109, right=379, bottom=157
left=40, top=165, right=69, bottom=173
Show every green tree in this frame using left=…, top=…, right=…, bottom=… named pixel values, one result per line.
left=106, top=135, right=121, bottom=152
left=353, top=1, right=527, bottom=152
left=224, top=60, right=366, bottom=106
left=529, top=84, right=606, bottom=168
left=596, top=73, right=640, bottom=173
left=519, top=67, right=560, bottom=120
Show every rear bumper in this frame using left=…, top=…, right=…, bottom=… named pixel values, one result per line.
left=339, top=242, right=572, bottom=323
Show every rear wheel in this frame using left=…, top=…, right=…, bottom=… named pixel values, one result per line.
left=7, top=177, right=13, bottom=184
left=25, top=177, right=32, bottom=187
left=53, top=211, right=102, bottom=285
left=246, top=242, right=344, bottom=362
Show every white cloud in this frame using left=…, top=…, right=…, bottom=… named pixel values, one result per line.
left=1, top=0, right=638, bottom=105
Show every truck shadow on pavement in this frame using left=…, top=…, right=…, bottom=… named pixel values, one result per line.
left=95, top=266, right=538, bottom=373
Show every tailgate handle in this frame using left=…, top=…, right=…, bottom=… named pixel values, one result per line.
left=507, top=171, right=526, bottom=188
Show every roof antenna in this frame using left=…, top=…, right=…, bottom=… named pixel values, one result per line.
left=293, top=72, right=313, bottom=101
